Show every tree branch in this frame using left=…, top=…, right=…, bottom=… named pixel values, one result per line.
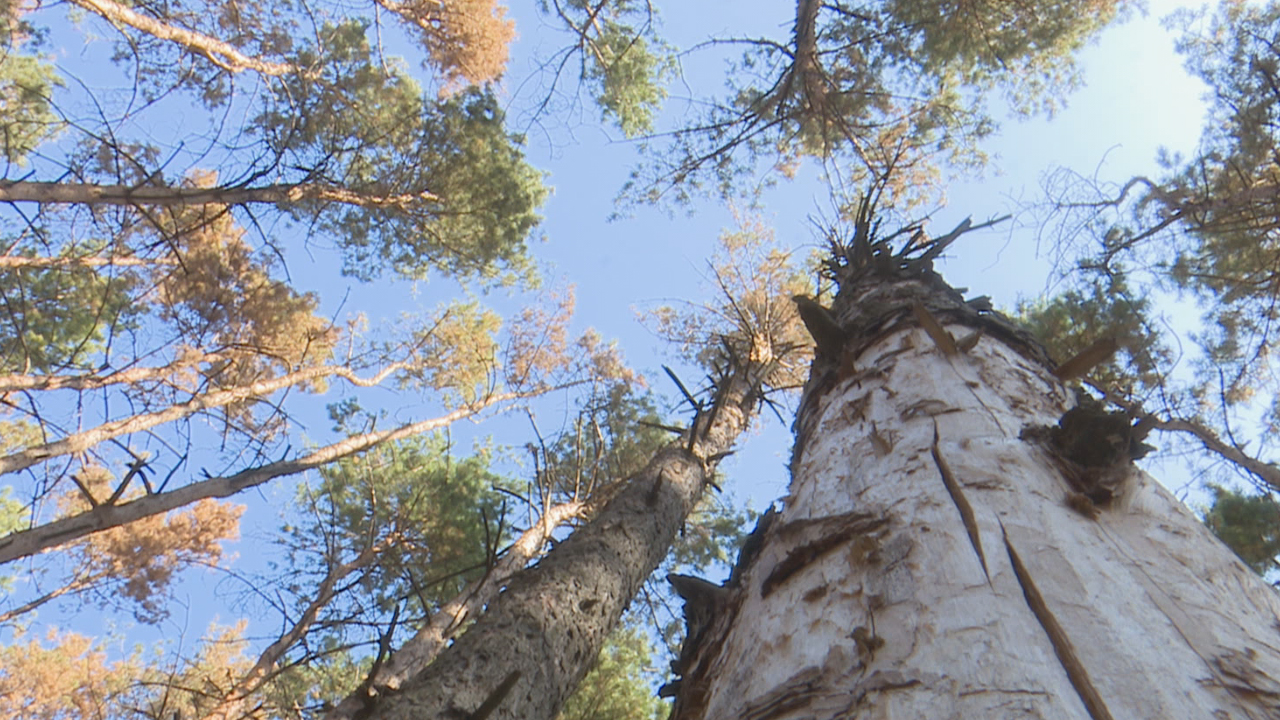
left=0, top=181, right=439, bottom=209
left=0, top=360, right=417, bottom=477
left=0, top=255, right=177, bottom=268
left=67, top=0, right=295, bottom=76
left=0, top=388, right=553, bottom=565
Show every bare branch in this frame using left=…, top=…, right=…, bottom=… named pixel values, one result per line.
left=0, top=181, right=440, bottom=209
left=67, top=0, right=295, bottom=76
left=199, top=539, right=391, bottom=720
left=0, top=387, right=562, bottom=565
left=0, top=360, right=418, bottom=477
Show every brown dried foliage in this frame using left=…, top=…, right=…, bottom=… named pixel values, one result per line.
left=644, top=213, right=814, bottom=391
left=58, top=466, right=244, bottom=622
left=0, top=628, right=140, bottom=720
left=383, top=0, right=515, bottom=91
left=152, top=200, right=337, bottom=387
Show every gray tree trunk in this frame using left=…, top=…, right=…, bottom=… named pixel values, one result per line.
left=361, top=363, right=768, bottom=720
left=668, top=236, right=1280, bottom=719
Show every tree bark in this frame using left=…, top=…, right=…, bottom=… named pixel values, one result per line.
left=668, top=232, right=1280, bottom=719
left=360, top=362, right=767, bottom=720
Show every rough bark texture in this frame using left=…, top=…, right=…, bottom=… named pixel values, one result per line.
left=668, top=227, right=1280, bottom=719
left=322, top=500, right=588, bottom=720
left=364, top=364, right=766, bottom=720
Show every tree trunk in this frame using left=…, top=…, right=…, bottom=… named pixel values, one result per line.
left=668, top=229, right=1280, bottom=719
left=360, top=362, right=768, bottom=720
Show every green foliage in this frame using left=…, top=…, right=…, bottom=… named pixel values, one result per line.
left=1017, top=272, right=1169, bottom=393
left=628, top=0, right=1134, bottom=207
left=0, top=485, right=26, bottom=590
left=585, top=24, right=671, bottom=138
left=1204, top=485, right=1280, bottom=575
left=558, top=627, right=667, bottom=720
left=0, top=251, right=139, bottom=373
left=261, top=643, right=371, bottom=716
left=540, top=384, right=670, bottom=499
left=261, top=22, right=546, bottom=282
left=1078, top=0, right=1280, bottom=409
left=888, top=0, right=1128, bottom=113
left=0, top=53, right=60, bottom=163
left=298, top=434, right=508, bottom=614
left=540, top=0, right=672, bottom=138
left=0, top=486, right=24, bottom=537
left=670, top=494, right=751, bottom=572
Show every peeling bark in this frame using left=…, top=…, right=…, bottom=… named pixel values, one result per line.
left=668, top=227, right=1280, bottom=719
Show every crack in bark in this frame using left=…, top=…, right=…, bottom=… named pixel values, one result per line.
left=1002, top=525, right=1115, bottom=720
left=929, top=419, right=988, bottom=579
left=761, top=512, right=889, bottom=597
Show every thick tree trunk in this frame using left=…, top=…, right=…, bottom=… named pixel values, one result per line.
left=361, top=363, right=767, bottom=720
left=669, top=231, right=1280, bottom=718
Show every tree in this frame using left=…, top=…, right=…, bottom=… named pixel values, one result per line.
left=1033, top=0, right=1280, bottom=562
left=665, top=211, right=1280, bottom=718
left=349, top=217, right=809, bottom=720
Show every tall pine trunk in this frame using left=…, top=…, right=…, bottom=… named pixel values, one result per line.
left=668, top=227, right=1280, bottom=719
left=363, top=363, right=768, bottom=720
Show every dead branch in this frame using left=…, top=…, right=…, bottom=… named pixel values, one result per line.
left=0, top=388, right=558, bottom=565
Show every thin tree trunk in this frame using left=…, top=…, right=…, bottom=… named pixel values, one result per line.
left=0, top=389, right=552, bottom=564
left=359, top=362, right=767, bottom=720
left=0, top=181, right=437, bottom=208
left=667, top=230, right=1280, bottom=718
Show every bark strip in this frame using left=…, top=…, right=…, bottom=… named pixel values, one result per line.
left=1003, top=526, right=1115, bottom=720
left=930, top=420, right=988, bottom=578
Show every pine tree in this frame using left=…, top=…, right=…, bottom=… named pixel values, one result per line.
left=664, top=210, right=1280, bottom=718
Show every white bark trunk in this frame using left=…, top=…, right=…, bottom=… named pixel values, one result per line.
left=675, top=315, right=1280, bottom=718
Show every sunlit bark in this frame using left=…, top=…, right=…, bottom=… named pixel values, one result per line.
left=668, top=245, right=1280, bottom=719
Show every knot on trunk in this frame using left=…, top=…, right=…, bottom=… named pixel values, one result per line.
left=1022, top=392, right=1155, bottom=509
